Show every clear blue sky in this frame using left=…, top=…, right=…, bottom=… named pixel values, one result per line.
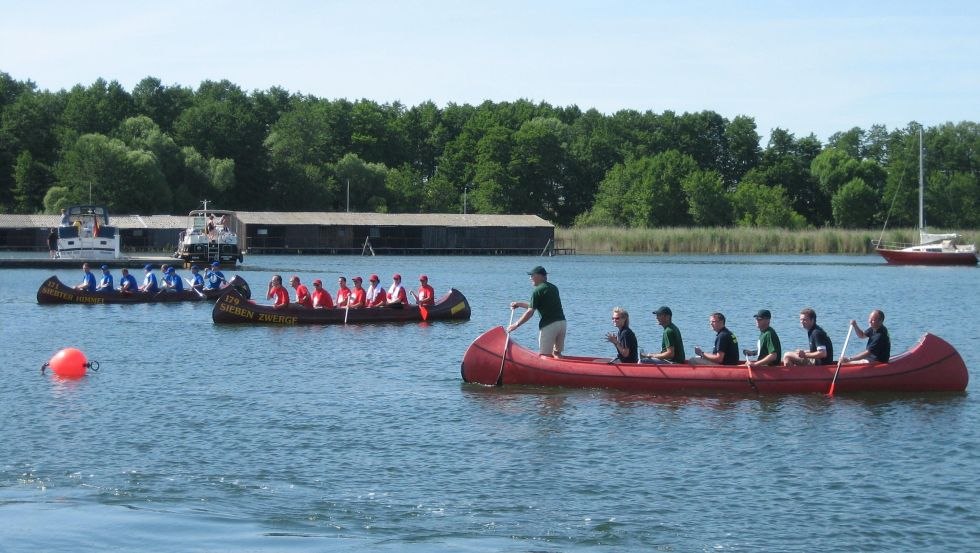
left=3, top=0, right=977, bottom=142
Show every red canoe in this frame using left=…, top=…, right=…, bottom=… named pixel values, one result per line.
left=461, top=326, right=969, bottom=394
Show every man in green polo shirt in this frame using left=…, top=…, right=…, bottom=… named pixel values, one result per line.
left=508, top=265, right=566, bottom=357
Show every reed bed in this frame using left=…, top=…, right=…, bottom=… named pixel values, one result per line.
left=556, top=227, right=980, bottom=255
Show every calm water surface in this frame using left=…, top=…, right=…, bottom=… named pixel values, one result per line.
left=1, top=254, right=978, bottom=552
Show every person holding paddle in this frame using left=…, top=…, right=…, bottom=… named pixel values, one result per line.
left=746, top=309, right=781, bottom=368
left=691, top=312, right=739, bottom=365
left=508, top=265, right=566, bottom=358
left=189, top=265, right=205, bottom=291
left=335, top=276, right=352, bottom=307
left=841, top=309, right=890, bottom=364
left=412, top=275, right=435, bottom=306
left=95, top=265, right=114, bottom=292
left=119, top=268, right=138, bottom=293
left=205, top=262, right=226, bottom=290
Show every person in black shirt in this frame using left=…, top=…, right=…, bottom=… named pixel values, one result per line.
left=692, top=312, right=740, bottom=365
left=783, top=307, right=834, bottom=365
left=842, top=309, right=890, bottom=363
left=605, top=307, right=638, bottom=363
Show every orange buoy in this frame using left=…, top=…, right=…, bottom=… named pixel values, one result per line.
left=43, top=348, right=92, bottom=379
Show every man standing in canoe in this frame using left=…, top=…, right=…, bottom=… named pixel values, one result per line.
left=641, top=306, right=686, bottom=363
left=508, top=265, right=566, bottom=358
left=782, top=307, right=833, bottom=365
left=842, top=309, right=890, bottom=364
left=746, top=309, right=781, bottom=368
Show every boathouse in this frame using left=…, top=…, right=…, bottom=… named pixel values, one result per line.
left=0, top=212, right=556, bottom=255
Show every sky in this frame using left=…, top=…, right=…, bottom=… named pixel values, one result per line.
left=2, top=0, right=977, bottom=142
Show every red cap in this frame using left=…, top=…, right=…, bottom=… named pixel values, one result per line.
left=369, top=274, right=379, bottom=282
left=313, top=279, right=322, bottom=286
left=419, top=274, right=428, bottom=281
left=353, top=276, right=362, bottom=282
left=392, top=273, right=401, bottom=280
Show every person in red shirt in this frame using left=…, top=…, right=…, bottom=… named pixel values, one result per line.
left=290, top=275, right=312, bottom=308
left=311, top=279, right=333, bottom=309
left=366, top=274, right=387, bottom=307
left=412, top=274, right=435, bottom=306
left=386, top=273, right=408, bottom=307
left=349, top=276, right=367, bottom=308
left=335, top=276, right=351, bottom=307
left=267, top=275, right=290, bottom=309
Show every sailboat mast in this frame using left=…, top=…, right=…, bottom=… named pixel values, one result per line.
left=918, top=127, right=925, bottom=232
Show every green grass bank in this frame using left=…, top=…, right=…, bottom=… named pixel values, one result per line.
left=555, top=227, right=980, bottom=255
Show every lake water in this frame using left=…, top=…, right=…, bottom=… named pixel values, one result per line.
left=1, top=254, right=978, bottom=552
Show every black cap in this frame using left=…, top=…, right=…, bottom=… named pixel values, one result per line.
left=654, top=306, right=672, bottom=316
left=528, top=266, right=547, bottom=276
left=754, top=309, right=772, bottom=319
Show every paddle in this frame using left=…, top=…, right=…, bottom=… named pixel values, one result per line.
left=411, top=290, right=429, bottom=320
left=184, top=277, right=205, bottom=299
left=495, top=308, right=517, bottom=386
left=827, top=324, right=855, bottom=397
left=344, top=298, right=351, bottom=325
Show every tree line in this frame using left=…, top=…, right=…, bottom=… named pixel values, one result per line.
left=1, top=72, right=977, bottom=229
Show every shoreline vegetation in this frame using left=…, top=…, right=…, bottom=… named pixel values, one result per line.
left=555, top=227, right=980, bottom=255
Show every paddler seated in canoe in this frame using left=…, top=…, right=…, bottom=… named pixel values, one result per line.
left=640, top=306, right=686, bottom=364
left=841, top=309, right=890, bottom=364
left=267, top=274, right=290, bottom=309
left=745, top=309, right=781, bottom=369
left=161, top=266, right=184, bottom=292
left=348, top=276, right=367, bottom=308
left=289, top=275, right=312, bottom=308
left=411, top=274, right=435, bottom=306
left=781, top=307, right=833, bottom=366
left=119, top=268, right=138, bottom=294
left=96, top=264, right=114, bottom=292
left=690, top=312, right=740, bottom=365
left=205, top=261, right=227, bottom=290
left=311, top=279, right=333, bottom=308
left=335, top=276, right=352, bottom=307
left=365, top=274, right=387, bottom=307
left=189, top=265, right=205, bottom=291
left=605, top=307, right=639, bottom=363
left=74, top=263, right=97, bottom=292
left=139, top=264, right=159, bottom=293
left=385, top=273, right=407, bottom=308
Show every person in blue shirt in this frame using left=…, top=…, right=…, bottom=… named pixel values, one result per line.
left=162, top=267, right=184, bottom=292
left=74, top=263, right=97, bottom=292
left=189, top=265, right=205, bottom=291
left=140, top=264, right=159, bottom=293
left=95, top=264, right=114, bottom=292
left=205, top=261, right=226, bottom=290
left=119, top=268, right=138, bottom=293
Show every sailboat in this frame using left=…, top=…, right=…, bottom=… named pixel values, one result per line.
left=874, top=128, right=978, bottom=266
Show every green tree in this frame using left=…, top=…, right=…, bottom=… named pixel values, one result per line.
left=731, top=181, right=807, bottom=228
left=831, top=178, right=878, bottom=228
left=682, top=169, right=732, bottom=226
left=622, top=150, right=699, bottom=227
left=12, top=150, right=53, bottom=212
left=332, top=153, right=389, bottom=212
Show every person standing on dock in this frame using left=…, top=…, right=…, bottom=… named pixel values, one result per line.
left=96, top=265, right=114, bottom=292
left=48, top=228, right=58, bottom=258
left=508, top=265, right=566, bottom=358
left=74, top=263, right=97, bottom=292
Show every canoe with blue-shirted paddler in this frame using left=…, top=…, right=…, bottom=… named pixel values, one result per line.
left=36, top=275, right=251, bottom=304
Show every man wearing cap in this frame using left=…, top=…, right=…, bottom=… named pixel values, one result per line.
left=267, top=274, right=290, bottom=309
left=386, top=273, right=408, bottom=307
left=205, top=262, right=226, bottom=290
left=161, top=266, right=184, bottom=292
left=641, top=306, right=686, bottom=363
left=140, top=264, right=159, bottom=293
left=349, top=276, right=367, bottom=308
left=74, top=263, right=97, bottom=292
left=290, top=275, right=312, bottom=308
left=366, top=274, right=387, bottom=308
left=747, top=309, right=782, bottom=368
left=782, top=308, right=833, bottom=366
left=119, top=268, right=138, bottom=293
left=413, top=275, right=435, bottom=306
left=508, top=265, right=566, bottom=358
left=311, top=279, right=333, bottom=309
left=189, top=265, right=205, bottom=291
left=95, top=264, right=114, bottom=292
left=335, top=276, right=352, bottom=307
